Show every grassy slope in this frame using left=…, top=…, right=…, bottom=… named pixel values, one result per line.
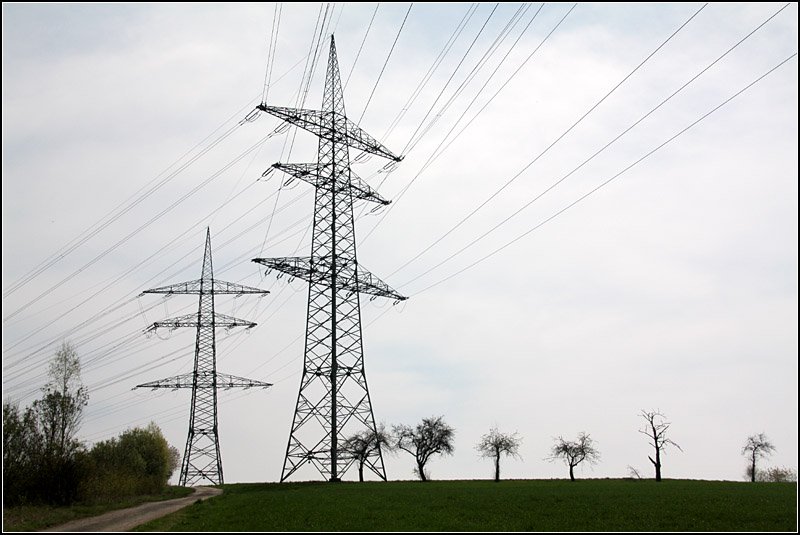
left=135, top=479, right=797, bottom=532
left=2, top=486, right=194, bottom=532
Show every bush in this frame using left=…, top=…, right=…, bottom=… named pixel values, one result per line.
left=80, top=422, right=180, bottom=503
left=759, top=467, right=798, bottom=483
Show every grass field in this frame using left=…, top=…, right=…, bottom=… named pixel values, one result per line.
left=134, top=479, right=797, bottom=532
left=2, top=486, right=194, bottom=532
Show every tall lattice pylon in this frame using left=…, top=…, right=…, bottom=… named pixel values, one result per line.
left=135, top=228, right=272, bottom=486
left=253, top=36, right=406, bottom=482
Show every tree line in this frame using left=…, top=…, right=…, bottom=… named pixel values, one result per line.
left=346, top=411, right=794, bottom=483
left=3, top=342, right=179, bottom=506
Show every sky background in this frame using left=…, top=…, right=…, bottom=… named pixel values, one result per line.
left=2, top=2, right=797, bottom=484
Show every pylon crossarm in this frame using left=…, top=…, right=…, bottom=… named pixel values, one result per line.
left=134, top=371, right=271, bottom=390
left=134, top=373, right=195, bottom=390
left=215, top=372, right=273, bottom=389
left=147, top=312, right=258, bottom=331
left=252, top=257, right=406, bottom=301
left=271, top=162, right=319, bottom=188
left=257, top=105, right=402, bottom=162
left=343, top=116, right=403, bottom=162
left=143, top=279, right=269, bottom=295
left=271, top=162, right=390, bottom=205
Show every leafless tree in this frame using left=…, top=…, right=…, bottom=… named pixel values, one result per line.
left=475, top=427, right=522, bottom=482
left=627, top=465, right=643, bottom=479
left=341, top=423, right=393, bottom=482
left=639, top=409, right=682, bottom=482
left=547, top=432, right=600, bottom=481
left=393, top=416, right=455, bottom=482
left=742, top=433, right=775, bottom=483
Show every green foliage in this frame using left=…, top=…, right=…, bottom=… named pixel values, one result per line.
left=3, top=401, right=43, bottom=504
left=81, top=422, right=181, bottom=503
left=2, top=342, right=89, bottom=506
left=133, top=479, right=797, bottom=532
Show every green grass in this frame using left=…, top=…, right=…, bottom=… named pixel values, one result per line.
left=133, top=479, right=797, bottom=532
left=2, top=486, right=194, bottom=532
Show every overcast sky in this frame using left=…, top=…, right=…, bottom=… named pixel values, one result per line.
left=2, top=2, right=797, bottom=484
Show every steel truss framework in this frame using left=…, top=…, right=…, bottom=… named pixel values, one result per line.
left=254, top=36, right=406, bottom=482
left=136, top=228, right=271, bottom=486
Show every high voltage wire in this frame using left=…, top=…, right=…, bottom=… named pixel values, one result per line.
left=261, top=3, right=283, bottom=105
left=344, top=3, right=380, bottom=89
left=384, top=2, right=709, bottom=279
left=379, top=3, right=478, bottom=141
left=1, top=102, right=255, bottom=301
left=402, top=2, right=533, bottom=155
left=396, top=2, right=790, bottom=290
left=398, top=3, right=501, bottom=157
left=2, top=128, right=285, bottom=337
left=2, top=181, right=263, bottom=355
left=357, top=3, right=413, bottom=125
left=2, top=47, right=316, bottom=314
left=359, top=2, right=574, bottom=246
left=354, top=3, right=534, bottom=223
left=410, top=52, right=799, bottom=296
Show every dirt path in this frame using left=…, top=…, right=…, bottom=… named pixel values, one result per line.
left=41, top=486, right=222, bottom=532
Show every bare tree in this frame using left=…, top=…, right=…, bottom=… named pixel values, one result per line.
left=742, top=433, right=775, bottom=483
left=547, top=432, right=600, bottom=481
left=639, top=409, right=682, bottom=482
left=475, top=427, right=522, bottom=482
left=393, top=416, right=455, bottom=482
left=341, top=423, right=393, bottom=482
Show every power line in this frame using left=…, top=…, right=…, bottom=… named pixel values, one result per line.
left=396, top=1, right=789, bottom=290
left=359, top=2, right=574, bottom=246
left=412, top=52, right=799, bottom=295
left=356, top=3, right=413, bottom=125
left=385, top=2, right=707, bottom=279
left=344, top=3, right=380, bottom=89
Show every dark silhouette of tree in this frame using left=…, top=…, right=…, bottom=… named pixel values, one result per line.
left=3, top=342, right=89, bottom=505
left=475, top=427, right=522, bottom=482
left=547, top=432, right=600, bottom=481
left=393, top=416, right=455, bottom=482
left=2, top=401, right=42, bottom=505
left=742, top=433, right=775, bottom=483
left=639, top=409, right=682, bottom=482
left=341, top=423, right=393, bottom=482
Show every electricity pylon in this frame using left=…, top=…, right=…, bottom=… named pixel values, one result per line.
left=253, top=35, right=406, bottom=483
left=135, top=228, right=271, bottom=486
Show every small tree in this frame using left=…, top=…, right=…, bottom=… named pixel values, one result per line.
left=33, top=341, right=89, bottom=460
left=742, top=433, right=775, bottom=483
left=547, top=432, right=600, bottom=481
left=475, top=427, right=522, bottom=482
left=639, top=409, right=682, bottom=482
left=341, top=423, right=393, bottom=482
left=393, top=416, right=455, bottom=482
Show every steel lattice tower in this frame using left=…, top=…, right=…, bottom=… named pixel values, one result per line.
left=253, top=36, right=406, bottom=482
left=135, top=228, right=272, bottom=486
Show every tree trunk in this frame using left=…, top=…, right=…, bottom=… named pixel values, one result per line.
left=495, top=455, right=500, bottom=482
left=359, top=461, right=364, bottom=482
left=569, top=464, right=575, bottom=481
left=417, top=461, right=427, bottom=482
left=750, top=453, right=756, bottom=482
